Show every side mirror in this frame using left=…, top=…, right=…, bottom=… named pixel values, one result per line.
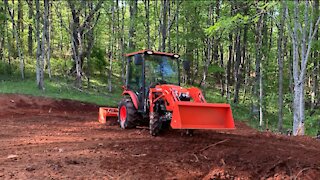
left=182, top=60, right=190, bottom=71
left=134, top=54, right=143, bottom=65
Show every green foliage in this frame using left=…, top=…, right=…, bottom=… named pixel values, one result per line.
left=0, top=9, right=6, bottom=22
left=205, top=13, right=249, bottom=37
left=208, top=64, right=224, bottom=74
left=91, top=47, right=107, bottom=74
left=305, top=114, right=320, bottom=135
left=0, top=61, right=14, bottom=75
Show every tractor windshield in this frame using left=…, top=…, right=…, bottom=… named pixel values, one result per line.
left=144, top=55, right=179, bottom=85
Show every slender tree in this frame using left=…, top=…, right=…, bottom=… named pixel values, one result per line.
left=311, top=0, right=319, bottom=109
left=161, top=0, right=168, bottom=52
left=254, top=7, right=265, bottom=127
left=68, top=0, right=103, bottom=88
left=27, top=0, right=33, bottom=56
left=0, top=2, right=5, bottom=61
left=108, top=1, right=115, bottom=92
left=144, top=0, right=150, bottom=49
left=5, top=0, right=24, bottom=79
left=35, top=0, right=44, bottom=89
left=287, top=0, right=320, bottom=135
left=43, top=0, right=51, bottom=79
left=17, top=0, right=23, bottom=46
left=277, top=1, right=285, bottom=132
left=120, top=0, right=125, bottom=82
left=128, top=0, right=137, bottom=50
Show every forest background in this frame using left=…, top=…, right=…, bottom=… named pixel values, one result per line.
left=0, top=0, right=319, bottom=136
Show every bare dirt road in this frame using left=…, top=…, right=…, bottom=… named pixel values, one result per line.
left=0, top=94, right=320, bottom=179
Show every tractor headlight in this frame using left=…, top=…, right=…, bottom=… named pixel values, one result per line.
left=173, top=54, right=180, bottom=58
left=179, top=92, right=191, bottom=101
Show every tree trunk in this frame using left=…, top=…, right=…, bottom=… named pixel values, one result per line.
left=226, top=33, right=233, bottom=101
left=144, top=0, right=150, bottom=49
left=35, top=0, right=44, bottom=90
left=233, top=29, right=241, bottom=104
left=68, top=1, right=103, bottom=88
left=44, top=0, right=51, bottom=79
left=175, top=0, right=179, bottom=52
left=226, top=4, right=234, bottom=101
left=5, top=0, right=24, bottom=79
left=17, top=0, right=23, bottom=45
left=167, top=0, right=171, bottom=52
left=311, top=0, right=319, bottom=109
left=11, top=0, right=14, bottom=41
left=216, top=0, right=224, bottom=96
left=4, top=0, right=12, bottom=68
left=115, top=0, right=121, bottom=87
left=128, top=0, right=137, bottom=50
left=290, top=0, right=320, bottom=135
left=219, top=43, right=224, bottom=96
left=201, top=3, right=213, bottom=89
left=277, top=1, right=285, bottom=132
left=254, top=11, right=265, bottom=127
left=185, top=29, right=194, bottom=84
left=161, top=0, right=168, bottom=52
left=292, top=5, right=302, bottom=136
left=69, top=2, right=82, bottom=88
left=0, top=3, right=5, bottom=61
left=57, top=4, right=63, bottom=53
left=108, top=1, right=115, bottom=93
left=259, top=62, right=263, bottom=128
left=27, top=0, right=33, bottom=56
left=121, top=0, right=125, bottom=83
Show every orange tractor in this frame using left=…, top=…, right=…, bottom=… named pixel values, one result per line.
left=99, top=50, right=235, bottom=136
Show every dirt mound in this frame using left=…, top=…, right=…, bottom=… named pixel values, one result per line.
left=0, top=94, right=98, bottom=116
left=0, top=94, right=319, bottom=179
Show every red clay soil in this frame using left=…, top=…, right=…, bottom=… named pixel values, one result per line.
left=0, top=94, right=320, bottom=179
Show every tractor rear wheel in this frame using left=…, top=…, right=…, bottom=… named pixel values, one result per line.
left=118, top=98, right=139, bottom=129
left=149, top=112, right=162, bottom=136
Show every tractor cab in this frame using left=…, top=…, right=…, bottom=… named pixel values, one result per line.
left=125, top=50, right=181, bottom=112
left=99, top=50, right=235, bottom=136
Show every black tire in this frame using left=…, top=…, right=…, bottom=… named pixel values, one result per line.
left=149, top=112, right=162, bottom=136
left=161, top=120, right=171, bottom=130
left=118, top=98, right=139, bottom=129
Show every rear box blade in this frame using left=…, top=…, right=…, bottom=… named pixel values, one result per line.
left=170, top=102, right=235, bottom=129
left=99, top=107, right=118, bottom=124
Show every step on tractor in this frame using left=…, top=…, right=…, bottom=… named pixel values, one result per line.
left=99, top=50, right=235, bottom=136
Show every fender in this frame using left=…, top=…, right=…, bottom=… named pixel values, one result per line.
left=122, top=90, right=139, bottom=109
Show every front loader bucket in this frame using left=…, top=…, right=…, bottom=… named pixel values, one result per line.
left=170, top=102, right=235, bottom=129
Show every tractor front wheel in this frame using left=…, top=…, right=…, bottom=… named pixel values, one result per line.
left=150, top=112, right=162, bottom=136
left=118, top=98, right=139, bottom=129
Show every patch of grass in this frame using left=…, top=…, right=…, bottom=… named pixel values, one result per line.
left=0, top=77, right=122, bottom=107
